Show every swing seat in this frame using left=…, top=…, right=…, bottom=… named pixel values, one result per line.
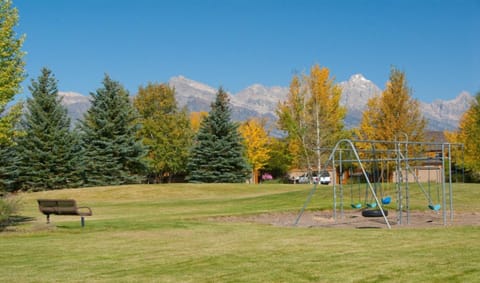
left=351, top=203, right=362, bottom=209
left=381, top=196, right=391, bottom=205
left=428, top=204, right=441, bottom=211
left=366, top=203, right=377, bottom=208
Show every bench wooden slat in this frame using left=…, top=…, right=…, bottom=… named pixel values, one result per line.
left=37, top=199, right=92, bottom=226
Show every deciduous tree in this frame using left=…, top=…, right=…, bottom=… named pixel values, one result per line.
left=277, top=64, right=347, bottom=177
left=307, top=65, right=347, bottom=171
left=134, top=83, right=192, bottom=183
left=447, top=92, right=480, bottom=179
left=190, top=111, right=208, bottom=133
left=239, top=118, right=270, bottom=183
left=355, top=68, right=426, bottom=143
left=355, top=68, right=426, bottom=180
left=0, top=0, right=25, bottom=145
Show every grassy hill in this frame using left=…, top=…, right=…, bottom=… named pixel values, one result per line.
left=1, top=183, right=479, bottom=282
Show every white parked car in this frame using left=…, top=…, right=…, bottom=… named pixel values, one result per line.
left=319, top=171, right=331, bottom=185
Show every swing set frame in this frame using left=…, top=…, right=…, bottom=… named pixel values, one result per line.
left=294, top=138, right=464, bottom=229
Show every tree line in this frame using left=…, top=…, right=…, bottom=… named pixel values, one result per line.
left=1, top=0, right=479, bottom=193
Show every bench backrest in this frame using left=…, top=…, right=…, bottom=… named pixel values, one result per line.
left=37, top=199, right=78, bottom=215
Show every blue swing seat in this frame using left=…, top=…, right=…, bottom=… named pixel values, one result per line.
left=366, top=202, right=377, bottom=208
left=351, top=203, right=362, bottom=209
left=428, top=204, right=441, bottom=211
left=382, top=196, right=391, bottom=205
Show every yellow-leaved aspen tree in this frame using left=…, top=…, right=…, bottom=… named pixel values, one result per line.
left=355, top=68, right=426, bottom=180
left=307, top=65, right=346, bottom=173
left=239, top=118, right=271, bottom=184
left=190, top=111, right=208, bottom=133
left=277, top=64, right=347, bottom=181
left=449, top=92, right=480, bottom=177
left=276, top=74, right=313, bottom=174
left=356, top=68, right=426, bottom=142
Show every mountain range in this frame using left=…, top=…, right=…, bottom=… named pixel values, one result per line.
left=59, top=74, right=473, bottom=132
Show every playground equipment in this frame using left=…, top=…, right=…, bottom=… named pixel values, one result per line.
left=294, top=138, right=463, bottom=229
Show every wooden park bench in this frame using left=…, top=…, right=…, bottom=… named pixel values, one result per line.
left=37, top=199, right=93, bottom=227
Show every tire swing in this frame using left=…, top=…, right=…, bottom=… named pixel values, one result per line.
left=365, top=147, right=380, bottom=209
left=362, top=209, right=388, bottom=217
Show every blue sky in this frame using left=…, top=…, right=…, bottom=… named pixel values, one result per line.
left=14, top=0, right=479, bottom=102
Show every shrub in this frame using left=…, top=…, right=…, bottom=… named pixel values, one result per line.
left=0, top=195, right=22, bottom=228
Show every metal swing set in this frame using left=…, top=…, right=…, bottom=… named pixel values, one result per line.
left=294, top=138, right=464, bottom=229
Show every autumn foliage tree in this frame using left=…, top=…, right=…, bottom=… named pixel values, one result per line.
left=0, top=0, right=25, bottom=192
left=0, top=0, right=25, bottom=145
left=190, top=111, right=208, bottom=133
left=134, top=83, right=192, bottom=183
left=355, top=68, right=426, bottom=143
left=446, top=91, right=480, bottom=180
left=239, top=118, right=271, bottom=183
left=355, top=68, right=426, bottom=180
left=277, top=64, right=347, bottom=176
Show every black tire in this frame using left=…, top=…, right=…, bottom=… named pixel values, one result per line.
left=362, top=209, right=388, bottom=217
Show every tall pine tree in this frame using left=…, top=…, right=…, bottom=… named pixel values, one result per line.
left=187, top=88, right=250, bottom=183
left=16, top=68, right=81, bottom=191
left=79, top=75, right=146, bottom=186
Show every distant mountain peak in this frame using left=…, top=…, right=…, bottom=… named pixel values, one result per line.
left=349, top=73, right=369, bottom=82
left=57, top=74, right=471, bottom=132
left=169, top=76, right=217, bottom=94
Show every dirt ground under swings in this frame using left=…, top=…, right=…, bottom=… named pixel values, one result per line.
left=212, top=210, right=480, bottom=229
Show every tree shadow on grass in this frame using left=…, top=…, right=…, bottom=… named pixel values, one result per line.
left=0, top=215, right=36, bottom=232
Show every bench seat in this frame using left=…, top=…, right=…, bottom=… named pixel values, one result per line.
left=37, top=199, right=92, bottom=227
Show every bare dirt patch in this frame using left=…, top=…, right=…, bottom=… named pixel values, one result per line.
left=212, top=210, right=480, bottom=229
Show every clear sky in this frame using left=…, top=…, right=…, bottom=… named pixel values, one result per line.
left=14, top=0, right=480, bottom=102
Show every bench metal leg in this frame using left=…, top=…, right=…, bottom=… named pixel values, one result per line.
left=46, top=214, right=50, bottom=224
left=81, top=216, right=85, bottom=227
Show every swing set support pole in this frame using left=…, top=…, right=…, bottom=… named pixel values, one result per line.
left=294, top=183, right=317, bottom=226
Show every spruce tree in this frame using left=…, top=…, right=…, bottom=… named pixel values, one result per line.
left=79, top=75, right=146, bottom=186
left=16, top=68, right=81, bottom=190
left=187, top=88, right=250, bottom=183
left=0, top=144, right=20, bottom=192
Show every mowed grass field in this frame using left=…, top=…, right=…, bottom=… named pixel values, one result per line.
left=1, top=183, right=479, bottom=282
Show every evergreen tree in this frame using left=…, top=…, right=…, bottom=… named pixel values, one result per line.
left=16, top=68, right=81, bottom=190
left=133, top=83, right=192, bottom=183
left=0, top=144, right=20, bottom=192
left=79, top=74, right=146, bottom=186
left=187, top=88, right=250, bottom=183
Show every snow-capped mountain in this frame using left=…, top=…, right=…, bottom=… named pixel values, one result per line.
left=421, top=91, right=474, bottom=130
left=339, top=74, right=382, bottom=127
left=59, top=75, right=473, bottom=131
left=59, top=91, right=91, bottom=123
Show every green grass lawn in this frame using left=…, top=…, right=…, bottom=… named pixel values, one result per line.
left=1, top=183, right=479, bottom=282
